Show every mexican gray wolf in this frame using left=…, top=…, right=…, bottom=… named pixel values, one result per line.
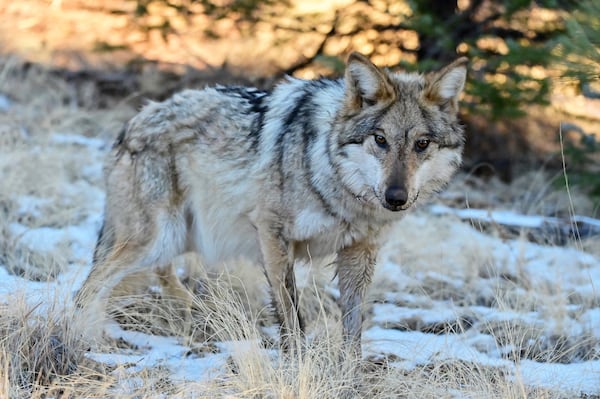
left=75, top=52, right=468, bottom=356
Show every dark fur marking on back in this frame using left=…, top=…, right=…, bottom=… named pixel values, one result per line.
left=113, top=123, right=129, bottom=158
left=296, top=84, right=342, bottom=218
left=302, top=124, right=340, bottom=219
left=216, top=86, right=270, bottom=151
left=272, top=81, right=343, bottom=218
left=92, top=221, right=107, bottom=265
left=249, top=97, right=268, bottom=150
left=274, top=87, right=314, bottom=192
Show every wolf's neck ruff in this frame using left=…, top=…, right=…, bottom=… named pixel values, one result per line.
left=76, top=52, right=467, bottom=357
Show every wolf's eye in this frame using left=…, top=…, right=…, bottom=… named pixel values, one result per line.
left=415, top=138, right=431, bottom=152
left=374, top=134, right=387, bottom=147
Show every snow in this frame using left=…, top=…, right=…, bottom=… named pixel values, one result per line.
left=8, top=213, right=101, bottom=265
left=517, top=359, right=600, bottom=395
left=0, top=93, right=11, bottom=111
left=87, top=324, right=230, bottom=382
left=17, top=195, right=51, bottom=219
left=372, top=303, right=462, bottom=326
left=364, top=326, right=508, bottom=369
left=433, top=205, right=551, bottom=228
left=9, top=222, right=65, bottom=253
left=51, top=132, right=107, bottom=150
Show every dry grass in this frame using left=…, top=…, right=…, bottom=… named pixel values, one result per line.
left=0, top=290, right=112, bottom=398
left=0, top=285, right=586, bottom=399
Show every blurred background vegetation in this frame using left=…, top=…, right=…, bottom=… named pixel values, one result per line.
left=0, top=0, right=598, bottom=201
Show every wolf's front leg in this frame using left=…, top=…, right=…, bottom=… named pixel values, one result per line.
left=336, top=240, right=377, bottom=358
left=256, top=225, right=304, bottom=351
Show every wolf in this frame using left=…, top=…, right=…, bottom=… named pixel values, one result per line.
left=76, top=52, right=467, bottom=355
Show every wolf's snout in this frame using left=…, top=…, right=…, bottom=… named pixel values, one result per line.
left=384, top=186, right=408, bottom=209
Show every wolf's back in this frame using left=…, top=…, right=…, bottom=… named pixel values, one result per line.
left=115, top=87, right=270, bottom=159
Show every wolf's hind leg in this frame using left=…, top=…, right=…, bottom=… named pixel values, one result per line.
left=156, top=252, right=208, bottom=342
left=74, top=208, right=188, bottom=324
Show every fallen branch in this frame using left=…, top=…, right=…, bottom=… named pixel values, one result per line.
left=430, top=205, right=600, bottom=244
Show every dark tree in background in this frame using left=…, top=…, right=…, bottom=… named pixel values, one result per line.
left=554, top=0, right=600, bottom=199
left=407, top=0, right=573, bottom=119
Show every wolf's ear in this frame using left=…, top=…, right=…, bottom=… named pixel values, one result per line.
left=344, top=52, right=395, bottom=112
left=425, top=57, right=468, bottom=108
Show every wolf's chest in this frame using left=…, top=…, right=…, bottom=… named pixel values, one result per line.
left=290, top=209, right=369, bottom=258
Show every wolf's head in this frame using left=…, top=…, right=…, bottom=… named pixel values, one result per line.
left=333, top=52, right=467, bottom=214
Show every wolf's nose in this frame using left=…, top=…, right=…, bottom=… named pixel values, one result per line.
left=385, top=186, right=408, bottom=207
